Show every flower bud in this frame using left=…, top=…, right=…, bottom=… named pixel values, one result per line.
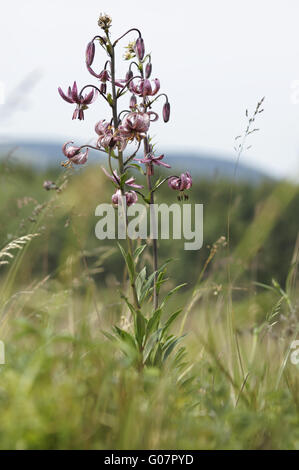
left=100, top=83, right=107, bottom=94
left=163, top=101, right=170, bottom=123
left=98, top=13, right=112, bottom=30
left=134, top=37, right=145, bottom=61
left=126, top=69, right=134, bottom=82
left=86, top=41, right=95, bottom=66
left=145, top=62, right=152, bottom=78
left=129, top=94, right=137, bottom=109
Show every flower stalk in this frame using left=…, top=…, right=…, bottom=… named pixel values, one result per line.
left=58, top=13, right=192, bottom=318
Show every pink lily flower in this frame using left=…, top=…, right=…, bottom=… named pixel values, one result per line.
left=129, top=78, right=160, bottom=97
left=58, top=81, right=97, bottom=120
left=95, top=120, right=127, bottom=151
left=112, top=189, right=138, bottom=207
left=168, top=172, right=192, bottom=191
left=62, top=141, right=88, bottom=165
left=95, top=119, right=111, bottom=136
left=119, top=111, right=158, bottom=141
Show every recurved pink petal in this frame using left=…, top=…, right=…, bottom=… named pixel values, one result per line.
left=71, top=81, right=78, bottom=102
left=58, top=87, right=74, bottom=104
left=71, top=148, right=88, bottom=165
left=86, top=64, right=101, bottom=78
left=151, top=78, right=160, bottom=96
left=62, top=141, right=80, bottom=158
left=83, top=89, right=96, bottom=104
left=125, top=177, right=144, bottom=189
left=142, top=79, right=152, bottom=96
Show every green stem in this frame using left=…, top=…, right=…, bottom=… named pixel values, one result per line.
left=144, top=140, right=158, bottom=309
left=108, top=34, right=140, bottom=310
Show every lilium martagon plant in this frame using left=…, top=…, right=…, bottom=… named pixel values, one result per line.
left=58, top=13, right=192, bottom=371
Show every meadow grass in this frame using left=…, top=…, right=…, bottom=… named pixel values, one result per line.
left=0, top=161, right=298, bottom=449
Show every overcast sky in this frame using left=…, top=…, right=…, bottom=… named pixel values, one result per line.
left=1, top=0, right=299, bottom=178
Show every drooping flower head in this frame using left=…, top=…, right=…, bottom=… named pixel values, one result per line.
left=129, top=78, right=160, bottom=97
left=62, top=141, right=88, bottom=165
left=95, top=120, right=127, bottom=150
left=58, top=82, right=97, bottom=120
left=168, top=172, right=192, bottom=199
left=111, top=189, right=138, bottom=207
left=119, top=111, right=158, bottom=142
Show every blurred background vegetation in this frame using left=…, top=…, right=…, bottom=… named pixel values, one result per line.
left=0, top=153, right=298, bottom=450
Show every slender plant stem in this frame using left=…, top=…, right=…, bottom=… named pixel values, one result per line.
left=108, top=33, right=140, bottom=310
left=144, top=139, right=158, bottom=309
left=113, top=28, right=141, bottom=47
left=139, top=52, right=159, bottom=309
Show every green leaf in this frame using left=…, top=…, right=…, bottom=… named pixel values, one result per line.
left=163, top=309, right=183, bottom=335
left=135, top=266, right=147, bottom=300
left=254, top=281, right=277, bottom=293
left=160, top=283, right=187, bottom=308
left=118, top=243, right=135, bottom=283
left=129, top=163, right=145, bottom=176
left=145, top=308, right=162, bottom=340
left=151, top=176, right=165, bottom=191
left=134, top=244, right=147, bottom=261
left=134, top=311, right=147, bottom=348
left=120, top=293, right=137, bottom=316
left=153, top=344, right=163, bottom=367
left=163, top=335, right=185, bottom=363
left=139, top=259, right=173, bottom=305
left=113, top=326, right=137, bottom=351
left=110, top=149, right=118, bottom=159
left=120, top=171, right=129, bottom=186
left=126, top=253, right=135, bottom=283
left=107, top=93, right=113, bottom=106
left=155, top=271, right=168, bottom=296
left=101, top=330, right=116, bottom=342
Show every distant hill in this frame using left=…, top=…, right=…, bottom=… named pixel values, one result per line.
left=0, top=141, right=272, bottom=183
